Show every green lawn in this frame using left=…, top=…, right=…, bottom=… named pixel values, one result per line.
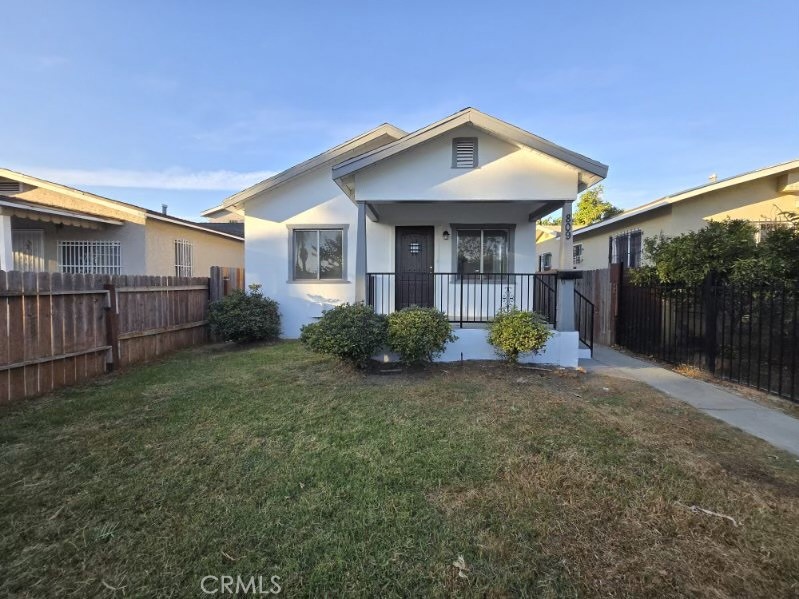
left=2, top=342, right=799, bottom=597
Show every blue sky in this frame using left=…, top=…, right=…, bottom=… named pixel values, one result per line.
left=2, top=1, right=797, bottom=220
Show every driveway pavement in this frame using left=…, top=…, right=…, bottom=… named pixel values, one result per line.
left=581, top=345, right=799, bottom=457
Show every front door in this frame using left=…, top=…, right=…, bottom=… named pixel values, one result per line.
left=395, top=226, right=434, bottom=309
left=12, top=230, right=45, bottom=272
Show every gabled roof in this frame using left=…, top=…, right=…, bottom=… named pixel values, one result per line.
left=573, top=158, right=799, bottom=238
left=220, top=123, right=406, bottom=209
left=0, top=167, right=144, bottom=217
left=332, top=107, right=608, bottom=190
left=0, top=167, right=243, bottom=241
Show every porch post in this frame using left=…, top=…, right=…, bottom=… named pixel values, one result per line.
left=556, top=275, right=576, bottom=331
left=0, top=215, right=12, bottom=271
left=558, top=199, right=574, bottom=270
left=355, top=201, right=367, bottom=302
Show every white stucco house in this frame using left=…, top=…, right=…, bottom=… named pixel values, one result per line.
left=209, top=108, right=608, bottom=366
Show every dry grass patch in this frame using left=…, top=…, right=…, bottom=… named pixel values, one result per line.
left=1, top=343, right=798, bottom=597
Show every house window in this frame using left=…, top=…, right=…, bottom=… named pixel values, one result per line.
left=174, top=239, right=193, bottom=277
left=292, top=228, right=345, bottom=280
left=609, top=230, right=642, bottom=267
left=58, top=241, right=122, bottom=274
left=754, top=221, right=789, bottom=243
left=456, top=228, right=509, bottom=274
left=452, top=137, right=478, bottom=168
left=539, top=252, right=552, bottom=271
left=573, top=243, right=583, bottom=265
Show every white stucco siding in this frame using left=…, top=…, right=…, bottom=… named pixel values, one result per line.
left=352, top=125, right=579, bottom=202
left=244, top=168, right=358, bottom=338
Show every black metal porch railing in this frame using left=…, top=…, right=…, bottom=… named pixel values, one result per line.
left=366, top=272, right=557, bottom=327
left=574, top=288, right=594, bottom=352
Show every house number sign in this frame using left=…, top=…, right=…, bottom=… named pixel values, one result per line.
left=564, top=213, right=572, bottom=240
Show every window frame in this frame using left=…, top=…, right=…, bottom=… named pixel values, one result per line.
left=451, top=137, right=479, bottom=169
left=174, top=239, right=193, bottom=277
left=450, top=224, right=515, bottom=275
left=573, top=243, right=584, bottom=265
left=57, top=240, right=122, bottom=275
left=609, top=230, right=642, bottom=267
left=286, top=224, right=349, bottom=283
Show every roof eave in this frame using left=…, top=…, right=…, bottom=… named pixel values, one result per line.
left=219, top=123, right=406, bottom=210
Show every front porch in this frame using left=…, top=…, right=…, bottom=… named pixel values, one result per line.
left=366, top=271, right=558, bottom=327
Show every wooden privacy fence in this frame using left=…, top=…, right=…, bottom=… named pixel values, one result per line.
left=574, top=266, right=619, bottom=347
left=209, top=265, right=245, bottom=302
left=0, top=268, right=242, bottom=403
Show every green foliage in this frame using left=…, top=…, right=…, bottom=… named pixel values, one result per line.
left=538, top=185, right=622, bottom=227
left=300, top=303, right=387, bottom=368
left=209, top=284, right=280, bottom=343
left=386, top=307, right=455, bottom=365
left=631, top=217, right=799, bottom=286
left=731, top=222, right=799, bottom=285
left=488, top=309, right=553, bottom=363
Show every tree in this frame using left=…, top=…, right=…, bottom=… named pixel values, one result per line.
left=630, top=215, right=799, bottom=286
left=538, top=185, right=622, bottom=226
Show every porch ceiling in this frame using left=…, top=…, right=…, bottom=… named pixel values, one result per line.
left=0, top=197, right=124, bottom=230
left=365, top=199, right=566, bottom=223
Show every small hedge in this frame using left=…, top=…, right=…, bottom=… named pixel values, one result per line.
left=387, top=307, right=455, bottom=365
left=209, top=284, right=280, bottom=343
left=300, top=303, right=387, bottom=368
left=488, top=309, right=552, bottom=363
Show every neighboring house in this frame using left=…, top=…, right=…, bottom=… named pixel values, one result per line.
left=0, top=168, right=244, bottom=276
left=537, top=159, right=799, bottom=271
left=211, top=107, right=607, bottom=366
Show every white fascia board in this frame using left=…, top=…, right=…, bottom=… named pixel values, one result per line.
left=332, top=108, right=608, bottom=185
left=0, top=168, right=145, bottom=218
left=220, top=123, right=406, bottom=209
left=574, top=158, right=799, bottom=238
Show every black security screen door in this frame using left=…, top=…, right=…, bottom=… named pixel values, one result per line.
left=395, top=226, right=434, bottom=309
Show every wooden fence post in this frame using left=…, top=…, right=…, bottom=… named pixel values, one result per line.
left=104, top=283, right=120, bottom=371
left=610, top=262, right=622, bottom=345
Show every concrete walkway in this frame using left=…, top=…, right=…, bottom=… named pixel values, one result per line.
left=581, top=345, right=799, bottom=457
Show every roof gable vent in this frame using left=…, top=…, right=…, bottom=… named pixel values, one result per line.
left=0, top=177, right=22, bottom=193
left=452, top=137, right=478, bottom=168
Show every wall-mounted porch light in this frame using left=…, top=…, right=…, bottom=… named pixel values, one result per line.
left=442, top=230, right=451, bottom=241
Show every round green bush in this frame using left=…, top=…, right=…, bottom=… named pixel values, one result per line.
left=488, top=309, right=552, bottom=363
left=386, top=307, right=455, bottom=365
left=300, top=303, right=387, bottom=368
left=209, top=284, right=280, bottom=343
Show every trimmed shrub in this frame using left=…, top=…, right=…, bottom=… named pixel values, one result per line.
left=387, top=307, right=455, bottom=365
left=300, top=303, right=387, bottom=368
left=209, top=284, right=280, bottom=343
left=488, top=309, right=552, bottom=363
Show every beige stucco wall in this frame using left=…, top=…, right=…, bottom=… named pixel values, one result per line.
left=537, top=172, right=799, bottom=271
left=144, top=218, right=243, bottom=277
left=10, top=217, right=148, bottom=273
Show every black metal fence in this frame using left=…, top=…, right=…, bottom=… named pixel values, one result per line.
left=574, top=289, right=595, bottom=351
left=367, top=272, right=558, bottom=327
left=618, top=276, right=798, bottom=402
